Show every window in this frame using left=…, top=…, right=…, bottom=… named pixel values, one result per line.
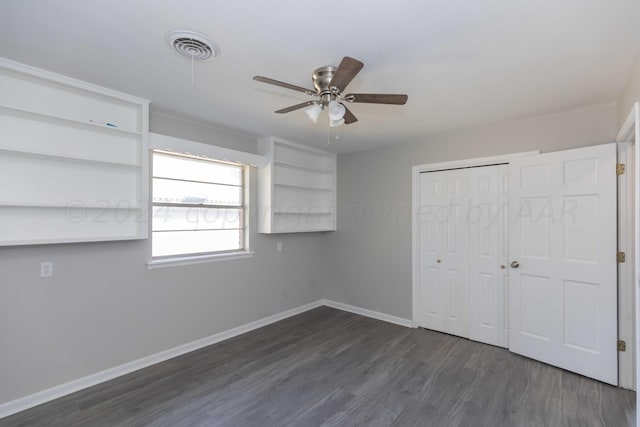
left=151, top=150, right=246, bottom=259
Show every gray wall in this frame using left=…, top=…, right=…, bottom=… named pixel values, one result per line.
left=325, top=103, right=619, bottom=320
left=0, top=109, right=328, bottom=404
left=618, top=51, right=640, bottom=127
left=149, top=109, right=259, bottom=154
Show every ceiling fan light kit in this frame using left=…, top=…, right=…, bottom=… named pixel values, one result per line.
left=328, top=100, right=346, bottom=121
left=305, top=104, right=323, bottom=123
left=330, top=118, right=345, bottom=128
left=253, top=56, right=408, bottom=127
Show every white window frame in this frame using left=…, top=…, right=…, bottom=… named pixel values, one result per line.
left=146, top=133, right=266, bottom=269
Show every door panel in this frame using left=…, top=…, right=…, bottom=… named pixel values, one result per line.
left=419, top=171, right=446, bottom=332
left=468, top=165, right=509, bottom=347
left=442, top=170, right=469, bottom=337
left=418, top=169, right=469, bottom=338
left=508, top=143, right=617, bottom=385
left=519, top=273, right=551, bottom=340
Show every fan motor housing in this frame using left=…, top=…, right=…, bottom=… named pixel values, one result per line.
left=312, top=66, right=337, bottom=93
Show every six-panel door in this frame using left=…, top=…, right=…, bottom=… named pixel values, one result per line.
left=508, top=143, right=618, bottom=385
left=418, top=169, right=469, bottom=338
left=468, top=165, right=510, bottom=348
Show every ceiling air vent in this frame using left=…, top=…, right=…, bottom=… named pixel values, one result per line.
left=166, top=30, right=219, bottom=61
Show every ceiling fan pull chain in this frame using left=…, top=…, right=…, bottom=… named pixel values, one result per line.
left=191, top=53, right=195, bottom=84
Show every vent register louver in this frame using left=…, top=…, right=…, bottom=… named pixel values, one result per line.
left=166, top=30, right=218, bottom=61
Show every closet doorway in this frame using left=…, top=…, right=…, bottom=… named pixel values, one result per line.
left=417, top=164, right=509, bottom=348
left=412, top=144, right=619, bottom=385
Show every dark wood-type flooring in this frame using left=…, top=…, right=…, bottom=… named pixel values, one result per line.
left=2, top=306, right=636, bottom=426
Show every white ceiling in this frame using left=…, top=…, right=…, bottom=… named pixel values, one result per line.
left=1, top=0, right=639, bottom=153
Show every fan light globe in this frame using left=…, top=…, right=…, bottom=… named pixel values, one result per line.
left=305, top=104, right=322, bottom=123
left=330, top=118, right=345, bottom=128
left=328, top=100, right=346, bottom=121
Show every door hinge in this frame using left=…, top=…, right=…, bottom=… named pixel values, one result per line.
left=617, top=163, right=626, bottom=175
left=617, top=251, right=626, bottom=263
left=618, top=340, right=627, bottom=352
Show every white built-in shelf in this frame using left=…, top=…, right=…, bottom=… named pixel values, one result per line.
left=2, top=235, right=144, bottom=247
left=258, top=137, right=336, bottom=234
left=273, top=182, right=333, bottom=191
left=273, top=160, right=332, bottom=174
left=0, top=146, right=141, bottom=167
left=268, top=226, right=333, bottom=234
left=0, top=104, right=142, bottom=136
left=0, top=58, right=149, bottom=246
left=0, top=201, right=143, bottom=210
left=272, top=210, right=333, bottom=215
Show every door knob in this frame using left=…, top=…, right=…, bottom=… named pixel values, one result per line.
left=437, top=259, right=442, bottom=263
left=510, top=261, right=520, bottom=269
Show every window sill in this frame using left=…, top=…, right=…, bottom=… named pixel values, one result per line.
left=147, top=251, right=254, bottom=270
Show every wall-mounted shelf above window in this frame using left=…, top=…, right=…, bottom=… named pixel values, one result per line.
left=0, top=58, right=150, bottom=246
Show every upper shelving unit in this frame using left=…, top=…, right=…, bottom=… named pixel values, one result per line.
left=258, top=137, right=336, bottom=234
left=0, top=58, right=150, bottom=246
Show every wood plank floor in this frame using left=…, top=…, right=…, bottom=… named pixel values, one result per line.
left=2, top=307, right=636, bottom=427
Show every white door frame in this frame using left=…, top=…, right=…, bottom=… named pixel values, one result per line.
left=411, top=146, right=636, bottom=389
left=617, top=102, right=639, bottom=391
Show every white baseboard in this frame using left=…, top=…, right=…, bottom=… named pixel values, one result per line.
left=0, top=300, right=324, bottom=419
left=0, top=299, right=412, bottom=419
left=321, top=299, right=413, bottom=328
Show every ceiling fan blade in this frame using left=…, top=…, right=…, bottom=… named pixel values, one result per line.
left=345, top=93, right=408, bottom=105
left=329, top=57, right=364, bottom=92
left=253, top=76, right=317, bottom=96
left=275, top=101, right=318, bottom=114
left=342, top=104, right=358, bottom=124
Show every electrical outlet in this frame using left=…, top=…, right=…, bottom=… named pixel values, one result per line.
left=40, top=262, right=53, bottom=278
left=276, top=242, right=283, bottom=252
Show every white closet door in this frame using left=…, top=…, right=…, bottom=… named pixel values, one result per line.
left=418, top=169, right=469, bottom=338
left=468, top=165, right=509, bottom=348
left=508, top=143, right=618, bottom=385
left=418, top=170, right=446, bottom=332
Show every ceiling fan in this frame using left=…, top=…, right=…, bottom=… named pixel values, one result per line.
left=253, top=57, right=408, bottom=126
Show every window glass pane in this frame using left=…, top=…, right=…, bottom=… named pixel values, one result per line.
left=152, top=229, right=242, bottom=257
left=152, top=207, right=242, bottom=231
left=153, top=178, right=242, bottom=206
left=153, top=152, right=242, bottom=185
left=151, top=150, right=246, bottom=259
